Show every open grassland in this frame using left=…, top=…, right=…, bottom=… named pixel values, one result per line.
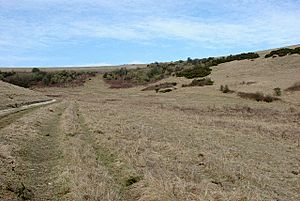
left=0, top=49, right=299, bottom=201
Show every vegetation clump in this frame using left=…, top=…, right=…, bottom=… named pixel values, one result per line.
left=237, top=92, right=280, bottom=102
left=103, top=52, right=260, bottom=88
left=176, top=65, right=212, bottom=79
left=273, top=87, right=282, bottom=96
left=220, top=85, right=233, bottom=93
left=265, top=47, right=300, bottom=58
left=182, top=78, right=214, bottom=87
left=124, top=175, right=142, bottom=187
left=142, top=82, right=177, bottom=91
left=159, top=88, right=173, bottom=93
left=0, top=69, right=96, bottom=88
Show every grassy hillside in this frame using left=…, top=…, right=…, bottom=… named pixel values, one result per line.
left=0, top=80, right=51, bottom=110
left=103, top=46, right=300, bottom=92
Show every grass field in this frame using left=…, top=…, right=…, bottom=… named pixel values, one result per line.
left=0, top=48, right=299, bottom=201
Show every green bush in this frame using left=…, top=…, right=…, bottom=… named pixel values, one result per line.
left=32, top=68, right=40, bottom=73
left=265, top=47, right=300, bottom=58
left=176, top=65, right=212, bottom=79
left=182, top=78, right=214, bottom=87
left=273, top=87, right=282, bottom=96
left=2, top=70, right=96, bottom=88
left=4, top=73, right=36, bottom=88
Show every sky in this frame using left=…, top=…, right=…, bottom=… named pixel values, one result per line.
left=0, top=0, right=300, bottom=67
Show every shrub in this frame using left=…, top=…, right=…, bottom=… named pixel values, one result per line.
left=264, top=95, right=275, bottom=103
left=4, top=73, right=36, bottom=88
left=223, top=85, right=230, bottom=93
left=265, top=47, right=300, bottom=58
left=273, top=87, right=282, bottom=96
left=2, top=70, right=96, bottom=88
left=182, top=78, right=214, bottom=87
left=32, top=68, right=40, bottom=73
left=176, top=65, right=212, bottom=79
left=237, top=91, right=280, bottom=102
left=220, top=85, right=224, bottom=91
left=159, top=88, right=172, bottom=93
left=253, top=92, right=265, bottom=102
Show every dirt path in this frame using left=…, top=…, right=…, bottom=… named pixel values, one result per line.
left=17, top=104, right=66, bottom=200
left=0, top=102, right=67, bottom=201
left=0, top=99, right=56, bottom=118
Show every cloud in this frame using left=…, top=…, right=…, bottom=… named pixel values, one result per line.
left=0, top=0, right=299, bottom=66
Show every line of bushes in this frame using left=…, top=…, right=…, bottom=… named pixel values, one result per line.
left=265, top=47, right=300, bottom=58
left=0, top=69, right=96, bottom=88
left=237, top=92, right=280, bottom=103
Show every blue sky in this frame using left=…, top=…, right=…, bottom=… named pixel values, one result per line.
left=0, top=0, right=300, bottom=67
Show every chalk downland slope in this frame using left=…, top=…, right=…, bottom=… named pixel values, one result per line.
left=0, top=80, right=50, bottom=110
left=210, top=46, right=300, bottom=105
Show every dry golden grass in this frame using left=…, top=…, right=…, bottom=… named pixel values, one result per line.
left=34, top=72, right=299, bottom=200
left=0, top=47, right=299, bottom=201
left=0, top=80, right=50, bottom=110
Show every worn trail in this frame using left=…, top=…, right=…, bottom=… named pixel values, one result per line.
left=0, top=102, right=66, bottom=201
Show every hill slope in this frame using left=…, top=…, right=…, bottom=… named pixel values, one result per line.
left=0, top=80, right=50, bottom=110
left=210, top=45, right=300, bottom=104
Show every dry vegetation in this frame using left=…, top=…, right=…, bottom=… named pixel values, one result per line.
left=0, top=80, right=51, bottom=110
left=0, top=46, right=300, bottom=201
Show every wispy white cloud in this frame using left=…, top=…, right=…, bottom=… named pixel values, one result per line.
left=0, top=0, right=299, bottom=66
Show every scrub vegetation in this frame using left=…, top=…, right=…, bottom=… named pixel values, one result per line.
left=0, top=69, right=97, bottom=88
left=103, top=52, right=259, bottom=88
left=0, top=45, right=300, bottom=201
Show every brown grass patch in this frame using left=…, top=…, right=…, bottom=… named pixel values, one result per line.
left=105, top=80, right=139, bottom=89
left=142, top=82, right=177, bottom=91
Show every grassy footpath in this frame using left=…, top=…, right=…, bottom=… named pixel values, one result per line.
left=0, top=103, right=67, bottom=201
